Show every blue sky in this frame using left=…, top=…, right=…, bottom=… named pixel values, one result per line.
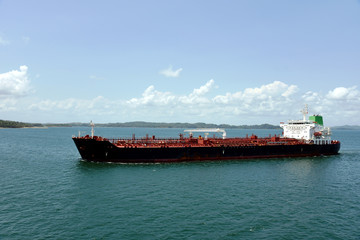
left=1, top=0, right=359, bottom=126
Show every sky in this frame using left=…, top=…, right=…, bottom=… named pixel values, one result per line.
left=0, top=0, right=360, bottom=126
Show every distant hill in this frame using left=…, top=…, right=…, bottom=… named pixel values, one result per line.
left=43, top=121, right=281, bottom=129
left=43, top=122, right=89, bottom=127
left=2, top=119, right=358, bottom=130
left=0, top=120, right=44, bottom=128
left=332, top=125, right=360, bottom=130
left=0, top=120, right=281, bottom=129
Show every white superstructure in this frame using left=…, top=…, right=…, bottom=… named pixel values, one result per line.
left=280, top=105, right=332, bottom=144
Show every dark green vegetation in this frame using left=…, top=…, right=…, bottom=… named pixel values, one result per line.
left=332, top=125, right=360, bottom=130
left=1, top=119, right=280, bottom=129
left=94, top=121, right=281, bottom=129
left=0, top=120, right=43, bottom=128
left=1, top=119, right=358, bottom=130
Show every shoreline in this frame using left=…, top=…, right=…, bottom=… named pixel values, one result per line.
left=0, top=126, right=48, bottom=129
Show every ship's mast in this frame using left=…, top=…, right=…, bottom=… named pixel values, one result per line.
left=90, top=121, right=95, bottom=138
left=301, top=104, right=308, bottom=121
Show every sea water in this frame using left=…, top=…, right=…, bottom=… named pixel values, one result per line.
left=1, top=127, right=359, bottom=239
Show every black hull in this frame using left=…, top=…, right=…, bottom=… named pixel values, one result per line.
left=73, top=138, right=341, bottom=163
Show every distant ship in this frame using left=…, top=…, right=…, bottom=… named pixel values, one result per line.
left=72, top=105, right=340, bottom=163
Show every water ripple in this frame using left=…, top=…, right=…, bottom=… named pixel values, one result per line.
left=1, top=128, right=360, bottom=239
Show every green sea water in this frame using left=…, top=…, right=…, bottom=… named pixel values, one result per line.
left=1, top=127, right=359, bottom=239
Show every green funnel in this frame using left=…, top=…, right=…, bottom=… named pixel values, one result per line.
left=309, top=115, right=323, bottom=126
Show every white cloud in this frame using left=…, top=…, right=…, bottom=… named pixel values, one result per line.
left=179, top=79, right=215, bottom=104
left=0, top=65, right=31, bottom=97
left=127, top=85, right=176, bottom=106
left=29, top=96, right=106, bottom=112
left=213, top=81, right=298, bottom=112
left=192, top=79, right=214, bottom=96
left=302, top=86, right=360, bottom=123
left=123, top=80, right=300, bottom=122
left=0, top=98, right=18, bottom=111
left=159, top=65, right=183, bottom=77
left=119, top=81, right=359, bottom=125
left=302, top=91, right=320, bottom=102
left=2, top=76, right=360, bottom=125
left=326, top=86, right=359, bottom=100
left=282, top=84, right=298, bottom=98
left=0, top=36, right=10, bottom=46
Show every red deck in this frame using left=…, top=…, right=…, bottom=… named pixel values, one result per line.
left=80, top=134, right=340, bottom=149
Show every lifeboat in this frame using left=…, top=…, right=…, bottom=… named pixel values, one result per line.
left=314, top=132, right=322, bottom=137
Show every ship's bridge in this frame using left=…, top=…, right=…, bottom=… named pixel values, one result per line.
left=280, top=120, right=315, bottom=140
left=287, top=120, right=313, bottom=124
left=280, top=105, right=332, bottom=144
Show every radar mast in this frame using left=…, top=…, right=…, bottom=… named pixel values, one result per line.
left=301, top=104, right=308, bottom=121
left=90, top=121, right=95, bottom=138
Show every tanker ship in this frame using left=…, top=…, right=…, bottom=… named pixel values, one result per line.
left=72, top=106, right=340, bottom=163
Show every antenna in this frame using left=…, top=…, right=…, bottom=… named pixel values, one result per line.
left=90, top=121, right=95, bottom=138
left=301, top=104, right=308, bottom=121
